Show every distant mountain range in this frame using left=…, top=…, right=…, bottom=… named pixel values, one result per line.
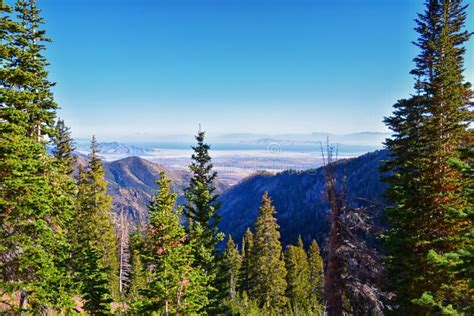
left=76, top=141, right=154, bottom=156
left=75, top=131, right=390, bottom=156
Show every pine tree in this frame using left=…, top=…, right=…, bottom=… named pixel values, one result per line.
left=221, top=235, right=241, bottom=302
left=73, top=137, right=118, bottom=313
left=81, top=246, right=113, bottom=316
left=184, top=129, right=224, bottom=308
left=383, top=0, right=473, bottom=313
left=0, top=1, right=73, bottom=312
left=139, top=171, right=209, bottom=314
left=128, top=224, right=146, bottom=304
left=285, top=237, right=311, bottom=314
left=239, top=227, right=255, bottom=296
left=250, top=192, right=288, bottom=310
left=11, top=0, right=58, bottom=139
left=47, top=118, right=78, bottom=310
left=52, top=119, right=76, bottom=175
left=307, top=240, right=324, bottom=314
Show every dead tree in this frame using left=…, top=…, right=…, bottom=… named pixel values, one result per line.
left=322, top=142, right=345, bottom=316
left=321, top=141, right=388, bottom=315
left=117, top=208, right=132, bottom=294
left=338, top=202, right=387, bottom=314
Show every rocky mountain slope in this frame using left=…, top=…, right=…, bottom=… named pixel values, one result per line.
left=76, top=155, right=228, bottom=223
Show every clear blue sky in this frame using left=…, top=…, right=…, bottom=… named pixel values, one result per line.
left=29, top=0, right=474, bottom=139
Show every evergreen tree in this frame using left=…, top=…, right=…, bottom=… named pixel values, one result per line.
left=239, top=227, right=255, bottom=296
left=47, top=118, right=78, bottom=310
left=221, top=235, right=241, bottom=302
left=139, top=171, right=209, bottom=314
left=81, top=246, right=113, bottom=316
left=128, top=225, right=146, bottom=304
left=0, top=1, right=73, bottom=312
left=383, top=0, right=473, bottom=313
left=285, top=237, right=311, bottom=314
left=307, top=240, right=324, bottom=314
left=250, top=192, right=288, bottom=310
left=73, top=137, right=118, bottom=313
left=52, top=119, right=76, bottom=174
left=184, top=129, right=224, bottom=308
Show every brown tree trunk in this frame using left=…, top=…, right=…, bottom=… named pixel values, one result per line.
left=322, top=143, right=345, bottom=316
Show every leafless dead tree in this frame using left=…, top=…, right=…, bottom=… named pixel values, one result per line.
left=321, top=140, right=388, bottom=315
left=117, top=208, right=131, bottom=294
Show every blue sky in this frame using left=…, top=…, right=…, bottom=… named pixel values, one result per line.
left=30, top=0, right=474, bottom=139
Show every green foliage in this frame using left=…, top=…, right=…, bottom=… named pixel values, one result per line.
left=285, top=237, right=310, bottom=314
left=307, top=240, right=324, bottom=313
left=72, top=137, right=118, bottom=312
left=250, top=192, right=288, bottom=310
left=218, top=235, right=242, bottom=313
left=137, top=171, right=209, bottom=314
left=52, top=119, right=76, bottom=175
left=185, top=129, right=224, bottom=309
left=383, top=0, right=473, bottom=313
left=81, top=246, right=113, bottom=315
left=0, top=1, right=74, bottom=312
left=128, top=227, right=146, bottom=304
left=238, top=227, right=255, bottom=295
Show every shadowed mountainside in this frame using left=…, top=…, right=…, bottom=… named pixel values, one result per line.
left=218, top=150, right=389, bottom=247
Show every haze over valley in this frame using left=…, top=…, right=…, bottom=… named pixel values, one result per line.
left=75, top=131, right=388, bottom=185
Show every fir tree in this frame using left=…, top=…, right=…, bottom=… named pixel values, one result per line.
left=383, top=0, right=473, bottom=313
left=221, top=235, right=241, bottom=302
left=250, top=192, right=288, bottom=310
left=52, top=119, right=76, bottom=175
left=239, top=227, right=255, bottom=296
left=184, top=129, right=224, bottom=309
left=0, top=1, right=73, bottom=312
left=128, top=224, right=146, bottom=304
left=81, top=246, right=113, bottom=316
left=73, top=137, right=118, bottom=312
left=285, top=237, right=311, bottom=314
left=307, top=240, right=324, bottom=314
left=139, top=171, right=209, bottom=314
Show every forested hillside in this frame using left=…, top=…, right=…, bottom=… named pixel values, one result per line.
left=219, top=150, right=389, bottom=247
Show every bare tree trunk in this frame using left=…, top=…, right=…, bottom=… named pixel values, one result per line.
left=118, top=208, right=131, bottom=294
left=119, top=209, right=124, bottom=294
left=322, top=142, right=345, bottom=316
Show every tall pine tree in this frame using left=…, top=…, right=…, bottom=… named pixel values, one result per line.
left=221, top=235, right=241, bottom=302
left=308, top=240, right=324, bottom=314
left=138, top=171, right=209, bottom=314
left=73, top=137, right=118, bottom=313
left=239, top=227, right=255, bottom=296
left=383, top=0, right=473, bottom=313
left=250, top=192, right=288, bottom=311
left=285, top=237, right=311, bottom=314
left=184, top=129, right=224, bottom=309
left=0, top=1, right=73, bottom=312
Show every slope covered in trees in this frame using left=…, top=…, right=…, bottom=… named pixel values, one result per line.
left=218, top=149, right=389, bottom=247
